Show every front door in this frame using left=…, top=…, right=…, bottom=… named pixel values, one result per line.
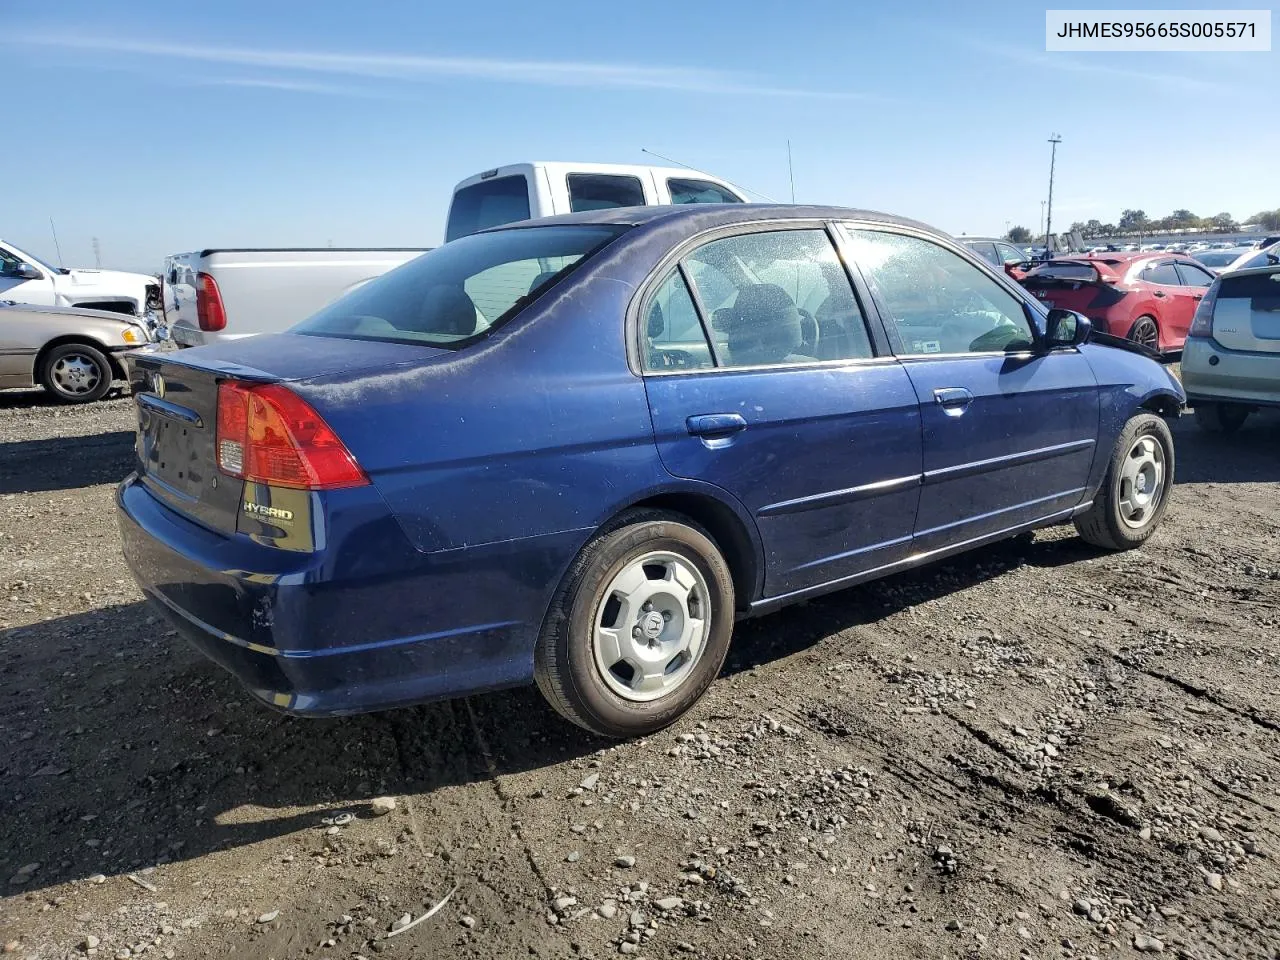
left=640, top=226, right=922, bottom=599
left=0, top=247, right=55, bottom=307
left=840, top=226, right=1100, bottom=555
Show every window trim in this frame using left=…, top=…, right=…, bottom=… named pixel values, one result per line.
left=833, top=222, right=1050, bottom=360
left=630, top=219, right=886, bottom=378
left=566, top=173, right=647, bottom=214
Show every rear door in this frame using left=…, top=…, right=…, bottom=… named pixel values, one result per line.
left=840, top=226, right=1099, bottom=554
left=641, top=224, right=922, bottom=599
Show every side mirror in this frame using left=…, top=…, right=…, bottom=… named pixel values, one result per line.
left=13, top=262, right=42, bottom=280
left=1045, top=308, right=1092, bottom=348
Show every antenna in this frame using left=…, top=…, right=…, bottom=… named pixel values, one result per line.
left=640, top=148, right=779, bottom=203
left=787, top=140, right=795, bottom=204
left=49, top=218, right=65, bottom=269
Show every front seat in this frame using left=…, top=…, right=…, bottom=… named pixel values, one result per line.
left=720, top=283, right=803, bottom=366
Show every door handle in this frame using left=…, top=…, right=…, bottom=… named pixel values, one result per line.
left=686, top=413, right=747, bottom=438
left=1192, top=293, right=1203, bottom=301
left=1153, top=290, right=1167, bottom=298
left=933, top=387, right=974, bottom=408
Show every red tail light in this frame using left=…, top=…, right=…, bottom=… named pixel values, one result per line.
left=216, top=382, right=367, bottom=490
left=196, top=271, right=227, bottom=332
left=1189, top=281, right=1219, bottom=337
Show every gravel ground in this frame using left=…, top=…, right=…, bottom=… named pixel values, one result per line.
left=2, top=387, right=1280, bottom=960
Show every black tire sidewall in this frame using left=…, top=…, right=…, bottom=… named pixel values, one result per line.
left=559, top=519, right=734, bottom=737
left=40, top=343, right=113, bottom=403
left=1101, top=414, right=1175, bottom=547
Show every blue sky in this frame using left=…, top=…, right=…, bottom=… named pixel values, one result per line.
left=4, top=0, right=1276, bottom=272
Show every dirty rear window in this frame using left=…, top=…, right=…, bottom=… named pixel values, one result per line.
left=293, top=225, right=626, bottom=348
left=1025, top=262, right=1099, bottom=281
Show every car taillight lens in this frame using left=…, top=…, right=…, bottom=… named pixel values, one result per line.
left=1189, top=282, right=1219, bottom=337
left=216, top=381, right=367, bottom=489
left=196, top=271, right=227, bottom=332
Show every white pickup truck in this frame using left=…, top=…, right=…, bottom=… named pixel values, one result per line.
left=444, top=161, right=746, bottom=241
left=0, top=238, right=159, bottom=316
left=163, top=248, right=428, bottom=347
left=166, top=162, right=746, bottom=345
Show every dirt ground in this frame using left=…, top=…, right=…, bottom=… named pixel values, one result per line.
left=2, top=388, right=1280, bottom=960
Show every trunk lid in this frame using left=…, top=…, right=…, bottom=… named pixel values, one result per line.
left=1021, top=260, right=1125, bottom=314
left=130, top=334, right=451, bottom=536
left=1211, top=269, right=1280, bottom=354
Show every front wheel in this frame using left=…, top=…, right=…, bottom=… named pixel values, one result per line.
left=534, top=509, right=735, bottom=738
left=39, top=343, right=114, bottom=403
left=1074, top=413, right=1174, bottom=551
left=1194, top=402, right=1251, bottom=434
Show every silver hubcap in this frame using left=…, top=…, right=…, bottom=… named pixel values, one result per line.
left=593, top=551, right=711, bottom=702
left=1117, top=435, right=1166, bottom=529
left=52, top=354, right=101, bottom=395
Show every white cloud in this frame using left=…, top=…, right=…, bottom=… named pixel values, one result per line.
left=10, top=33, right=874, bottom=100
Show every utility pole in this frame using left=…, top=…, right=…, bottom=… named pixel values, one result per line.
left=1045, top=134, right=1062, bottom=252
left=1039, top=201, right=1046, bottom=239
left=92, top=237, right=101, bottom=268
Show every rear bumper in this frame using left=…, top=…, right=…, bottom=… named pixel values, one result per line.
left=117, top=475, right=581, bottom=716
left=1182, top=337, right=1280, bottom=407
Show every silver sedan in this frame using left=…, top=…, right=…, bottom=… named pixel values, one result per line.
left=0, top=301, right=154, bottom=402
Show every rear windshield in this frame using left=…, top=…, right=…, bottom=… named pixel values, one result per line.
left=1024, top=262, right=1099, bottom=281
left=293, top=225, right=626, bottom=347
left=445, top=175, right=531, bottom=242
left=1219, top=269, right=1280, bottom=303
left=1195, top=251, right=1245, bottom=267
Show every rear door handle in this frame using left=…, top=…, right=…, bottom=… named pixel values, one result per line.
left=686, top=413, right=747, bottom=437
left=933, top=387, right=974, bottom=409
left=1153, top=290, right=1167, bottom=298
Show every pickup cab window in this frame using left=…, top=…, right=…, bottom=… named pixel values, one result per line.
left=667, top=178, right=743, bottom=204
left=567, top=174, right=646, bottom=212
left=445, top=175, right=531, bottom=242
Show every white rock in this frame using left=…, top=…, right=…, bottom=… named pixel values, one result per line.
left=369, top=797, right=398, bottom=816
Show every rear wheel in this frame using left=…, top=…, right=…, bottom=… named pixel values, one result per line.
left=39, top=343, right=114, bottom=403
left=1194, top=402, right=1251, bottom=434
left=534, top=509, right=735, bottom=738
left=1074, top=413, right=1174, bottom=551
left=1127, top=315, right=1160, bottom=352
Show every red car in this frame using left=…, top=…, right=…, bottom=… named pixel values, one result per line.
left=1019, top=253, right=1215, bottom=353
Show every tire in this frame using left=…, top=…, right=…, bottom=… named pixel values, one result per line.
left=1194, top=402, right=1250, bottom=435
left=1126, top=315, right=1160, bottom=352
left=39, top=343, right=114, bottom=403
left=534, top=509, right=735, bottom=738
left=1074, top=412, right=1174, bottom=551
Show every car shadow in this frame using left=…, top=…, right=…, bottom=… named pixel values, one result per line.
left=0, top=432, right=136, bottom=495
left=1, top=530, right=1099, bottom=896
left=0, top=386, right=130, bottom=410
left=1169, top=409, right=1280, bottom=484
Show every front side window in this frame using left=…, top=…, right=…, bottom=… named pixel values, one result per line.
left=445, top=175, right=532, bottom=242
left=567, top=174, right=646, bottom=212
left=1175, top=261, right=1215, bottom=287
left=667, top=178, right=743, bottom=204
left=0, top=247, right=25, bottom=276
left=682, top=229, right=874, bottom=367
left=294, top=225, right=625, bottom=347
left=846, top=229, right=1036, bottom=355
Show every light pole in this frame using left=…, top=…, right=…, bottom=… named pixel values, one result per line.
left=1039, top=201, right=1046, bottom=240
left=1045, top=134, right=1062, bottom=252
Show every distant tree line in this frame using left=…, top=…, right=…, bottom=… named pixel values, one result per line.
left=1004, top=208, right=1280, bottom=244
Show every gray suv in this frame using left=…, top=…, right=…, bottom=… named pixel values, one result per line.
left=1182, top=263, right=1280, bottom=432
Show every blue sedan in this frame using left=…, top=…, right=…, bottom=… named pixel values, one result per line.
left=118, top=205, right=1184, bottom=737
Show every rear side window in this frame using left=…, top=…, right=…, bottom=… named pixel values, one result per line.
left=643, top=271, right=714, bottom=371
left=294, top=225, right=625, bottom=347
left=445, top=176, right=531, bottom=242
left=567, top=174, right=646, bottom=212
left=667, top=178, right=743, bottom=204
left=1142, top=262, right=1182, bottom=285
left=682, top=229, right=874, bottom=367
left=965, top=241, right=999, bottom=265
